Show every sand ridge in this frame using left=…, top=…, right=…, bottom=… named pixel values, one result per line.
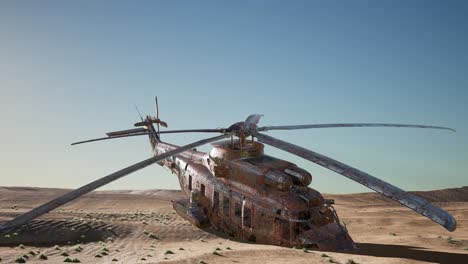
left=0, top=186, right=467, bottom=263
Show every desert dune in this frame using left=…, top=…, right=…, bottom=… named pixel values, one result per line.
left=0, top=186, right=467, bottom=263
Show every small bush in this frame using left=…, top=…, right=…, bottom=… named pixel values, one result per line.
left=165, top=250, right=174, bottom=254
left=64, top=258, right=81, bottom=263
left=54, top=245, right=60, bottom=250
left=215, top=247, right=221, bottom=251
left=389, top=233, right=396, bottom=236
left=321, top=253, right=329, bottom=257
left=112, top=259, right=118, bottom=262
left=61, top=252, right=70, bottom=257
left=15, top=257, right=26, bottom=263
left=94, top=254, right=102, bottom=258
left=226, top=246, right=231, bottom=250
left=102, top=247, right=109, bottom=252
left=199, top=261, right=207, bottom=264
left=3, top=234, right=10, bottom=238
left=140, top=257, right=147, bottom=261
left=447, top=236, right=457, bottom=244
left=212, top=251, right=222, bottom=256
left=29, top=250, right=36, bottom=256
left=179, top=247, right=184, bottom=250
left=39, top=254, right=48, bottom=260
left=101, top=251, right=108, bottom=256
left=346, top=259, right=358, bottom=264
left=74, top=245, right=83, bottom=252
left=18, top=244, right=25, bottom=249
left=302, top=248, right=309, bottom=253
left=148, top=233, right=158, bottom=239
left=328, top=259, right=336, bottom=263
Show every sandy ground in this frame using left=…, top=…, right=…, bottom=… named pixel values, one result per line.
left=0, top=186, right=467, bottom=264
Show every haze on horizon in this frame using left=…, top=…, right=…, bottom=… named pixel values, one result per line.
left=0, top=1, right=467, bottom=194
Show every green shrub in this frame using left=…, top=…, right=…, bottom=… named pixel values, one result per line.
left=63, top=258, right=80, bottom=263
left=14, top=258, right=25, bottom=263
left=165, top=250, right=174, bottom=254
left=148, top=233, right=158, bottom=239
left=15, top=257, right=26, bottom=263
left=39, top=254, right=48, bottom=260
left=447, top=236, right=457, bottom=244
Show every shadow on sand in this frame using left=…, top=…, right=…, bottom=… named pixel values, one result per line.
left=347, top=243, right=468, bottom=264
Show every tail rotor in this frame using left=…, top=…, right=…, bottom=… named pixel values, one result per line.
left=134, top=96, right=168, bottom=130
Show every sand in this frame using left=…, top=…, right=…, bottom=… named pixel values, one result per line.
left=0, top=186, right=467, bottom=264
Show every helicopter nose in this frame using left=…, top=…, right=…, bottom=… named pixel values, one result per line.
left=298, top=223, right=356, bottom=251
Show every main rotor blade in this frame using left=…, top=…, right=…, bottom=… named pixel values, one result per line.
left=259, top=123, right=455, bottom=132
left=72, top=129, right=226, bottom=146
left=107, top=128, right=148, bottom=137
left=255, top=133, right=457, bottom=232
left=0, top=134, right=228, bottom=232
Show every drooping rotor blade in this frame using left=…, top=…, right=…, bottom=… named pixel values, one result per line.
left=0, top=134, right=229, bottom=232
left=258, top=123, right=455, bottom=132
left=106, top=128, right=147, bottom=137
left=255, top=132, right=457, bottom=232
left=72, top=129, right=227, bottom=146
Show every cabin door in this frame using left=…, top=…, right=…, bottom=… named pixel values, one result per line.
left=273, top=217, right=289, bottom=246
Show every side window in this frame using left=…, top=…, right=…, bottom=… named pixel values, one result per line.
left=188, top=175, right=192, bottom=191
left=213, top=191, right=219, bottom=211
left=243, top=205, right=252, bottom=228
left=200, top=184, right=206, bottom=196
left=234, top=203, right=242, bottom=218
left=223, top=197, right=230, bottom=216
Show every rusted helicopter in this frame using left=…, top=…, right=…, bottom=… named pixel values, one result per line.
left=0, top=97, right=456, bottom=251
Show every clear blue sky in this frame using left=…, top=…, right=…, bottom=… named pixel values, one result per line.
left=0, top=1, right=466, bottom=193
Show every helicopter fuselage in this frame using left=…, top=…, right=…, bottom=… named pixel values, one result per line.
left=151, top=136, right=355, bottom=250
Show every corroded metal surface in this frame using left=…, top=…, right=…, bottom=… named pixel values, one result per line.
left=151, top=134, right=355, bottom=249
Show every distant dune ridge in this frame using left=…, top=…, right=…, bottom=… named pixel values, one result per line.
left=0, top=186, right=467, bottom=263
